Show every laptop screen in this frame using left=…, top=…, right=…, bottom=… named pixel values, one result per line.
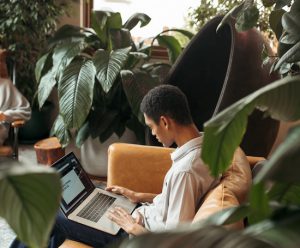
left=52, top=152, right=95, bottom=214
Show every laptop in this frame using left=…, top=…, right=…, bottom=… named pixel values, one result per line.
left=52, top=152, right=137, bottom=235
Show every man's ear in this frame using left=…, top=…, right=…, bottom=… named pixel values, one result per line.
left=160, top=116, right=170, bottom=129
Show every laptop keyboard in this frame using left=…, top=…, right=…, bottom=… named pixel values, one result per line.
left=77, top=193, right=116, bottom=222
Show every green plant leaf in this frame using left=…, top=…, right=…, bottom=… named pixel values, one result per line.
left=0, top=164, right=61, bottom=248
left=202, top=75, right=300, bottom=176
left=76, top=121, right=90, bottom=147
left=217, top=3, right=245, bottom=32
left=38, top=68, right=57, bottom=109
left=99, top=114, right=122, bottom=143
left=245, top=209, right=300, bottom=247
left=123, top=13, right=151, bottom=30
left=52, top=40, right=88, bottom=80
left=35, top=52, right=50, bottom=83
left=38, top=41, right=88, bottom=109
left=156, top=35, right=182, bottom=64
left=125, top=52, right=149, bottom=69
left=248, top=183, right=271, bottom=224
left=121, top=69, right=160, bottom=123
left=107, top=12, right=122, bottom=29
left=126, top=114, right=146, bottom=144
left=91, top=10, right=110, bottom=44
left=235, top=5, right=259, bottom=32
left=51, top=114, right=71, bottom=147
left=145, top=63, right=171, bottom=84
left=281, top=1, right=300, bottom=35
left=255, top=125, right=300, bottom=183
left=274, top=41, right=300, bottom=71
left=262, top=0, right=276, bottom=7
left=89, top=108, right=118, bottom=139
left=154, top=28, right=194, bottom=40
left=93, top=47, right=131, bottom=93
left=48, top=24, right=86, bottom=45
left=268, top=182, right=300, bottom=206
left=59, top=57, right=96, bottom=129
left=110, top=29, right=132, bottom=49
left=275, top=0, right=292, bottom=10
left=280, top=33, right=300, bottom=45
left=121, top=225, right=273, bottom=248
left=269, top=9, right=285, bottom=41
left=200, top=205, right=250, bottom=226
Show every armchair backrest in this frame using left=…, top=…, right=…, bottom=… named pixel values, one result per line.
left=193, top=148, right=252, bottom=229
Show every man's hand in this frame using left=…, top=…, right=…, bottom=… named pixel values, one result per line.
left=0, top=112, right=7, bottom=122
left=106, top=185, right=139, bottom=203
left=107, top=207, right=147, bottom=235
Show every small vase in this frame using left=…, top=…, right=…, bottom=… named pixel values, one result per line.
left=80, top=128, right=137, bottom=177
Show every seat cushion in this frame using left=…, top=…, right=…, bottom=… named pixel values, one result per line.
left=193, top=147, right=251, bottom=229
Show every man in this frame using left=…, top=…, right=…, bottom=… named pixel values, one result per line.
left=106, top=85, right=218, bottom=235
left=11, top=85, right=217, bottom=248
left=0, top=71, right=31, bottom=145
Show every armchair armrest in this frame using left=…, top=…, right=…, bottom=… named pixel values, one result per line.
left=11, top=119, right=25, bottom=128
left=107, top=143, right=174, bottom=194
left=0, top=119, right=26, bottom=159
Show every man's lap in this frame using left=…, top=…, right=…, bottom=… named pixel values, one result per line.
left=10, top=210, right=128, bottom=248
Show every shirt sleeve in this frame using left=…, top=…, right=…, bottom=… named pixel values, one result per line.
left=165, top=171, right=198, bottom=229
left=0, top=78, right=31, bottom=122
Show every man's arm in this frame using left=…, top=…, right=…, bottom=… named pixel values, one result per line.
left=0, top=78, right=31, bottom=122
left=106, top=185, right=157, bottom=203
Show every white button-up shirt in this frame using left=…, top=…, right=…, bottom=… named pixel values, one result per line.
left=133, top=135, right=217, bottom=232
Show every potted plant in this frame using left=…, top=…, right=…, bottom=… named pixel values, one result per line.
left=119, top=0, right=300, bottom=246
left=36, top=10, right=193, bottom=176
left=0, top=0, right=76, bottom=143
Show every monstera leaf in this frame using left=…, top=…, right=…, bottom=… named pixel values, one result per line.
left=0, top=164, right=61, bottom=248
left=202, top=75, right=300, bottom=176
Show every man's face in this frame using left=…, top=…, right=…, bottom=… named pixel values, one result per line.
left=144, top=114, right=173, bottom=147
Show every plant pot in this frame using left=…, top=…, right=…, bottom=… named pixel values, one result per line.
left=147, top=15, right=280, bottom=157
left=19, top=102, right=54, bottom=144
left=80, top=128, right=137, bottom=177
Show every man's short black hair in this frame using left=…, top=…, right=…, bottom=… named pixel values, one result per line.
left=140, top=85, right=193, bottom=125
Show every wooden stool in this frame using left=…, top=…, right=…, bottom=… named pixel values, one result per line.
left=34, top=137, right=65, bottom=165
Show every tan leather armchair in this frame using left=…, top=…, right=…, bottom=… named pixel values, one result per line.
left=0, top=119, right=25, bottom=159
left=59, top=143, right=265, bottom=248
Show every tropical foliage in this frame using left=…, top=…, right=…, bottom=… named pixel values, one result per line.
left=0, top=163, right=61, bottom=248
left=119, top=0, right=300, bottom=247
left=0, top=0, right=75, bottom=107
left=36, top=11, right=193, bottom=147
left=188, top=0, right=274, bottom=39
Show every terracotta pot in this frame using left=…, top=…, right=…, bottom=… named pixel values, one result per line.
left=149, top=16, right=279, bottom=157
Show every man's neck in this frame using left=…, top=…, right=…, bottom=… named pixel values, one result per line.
left=174, top=124, right=200, bottom=147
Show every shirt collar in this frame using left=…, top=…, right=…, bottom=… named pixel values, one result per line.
left=170, top=134, right=203, bottom=163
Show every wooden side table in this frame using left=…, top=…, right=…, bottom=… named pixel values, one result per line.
left=34, top=137, right=65, bottom=165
